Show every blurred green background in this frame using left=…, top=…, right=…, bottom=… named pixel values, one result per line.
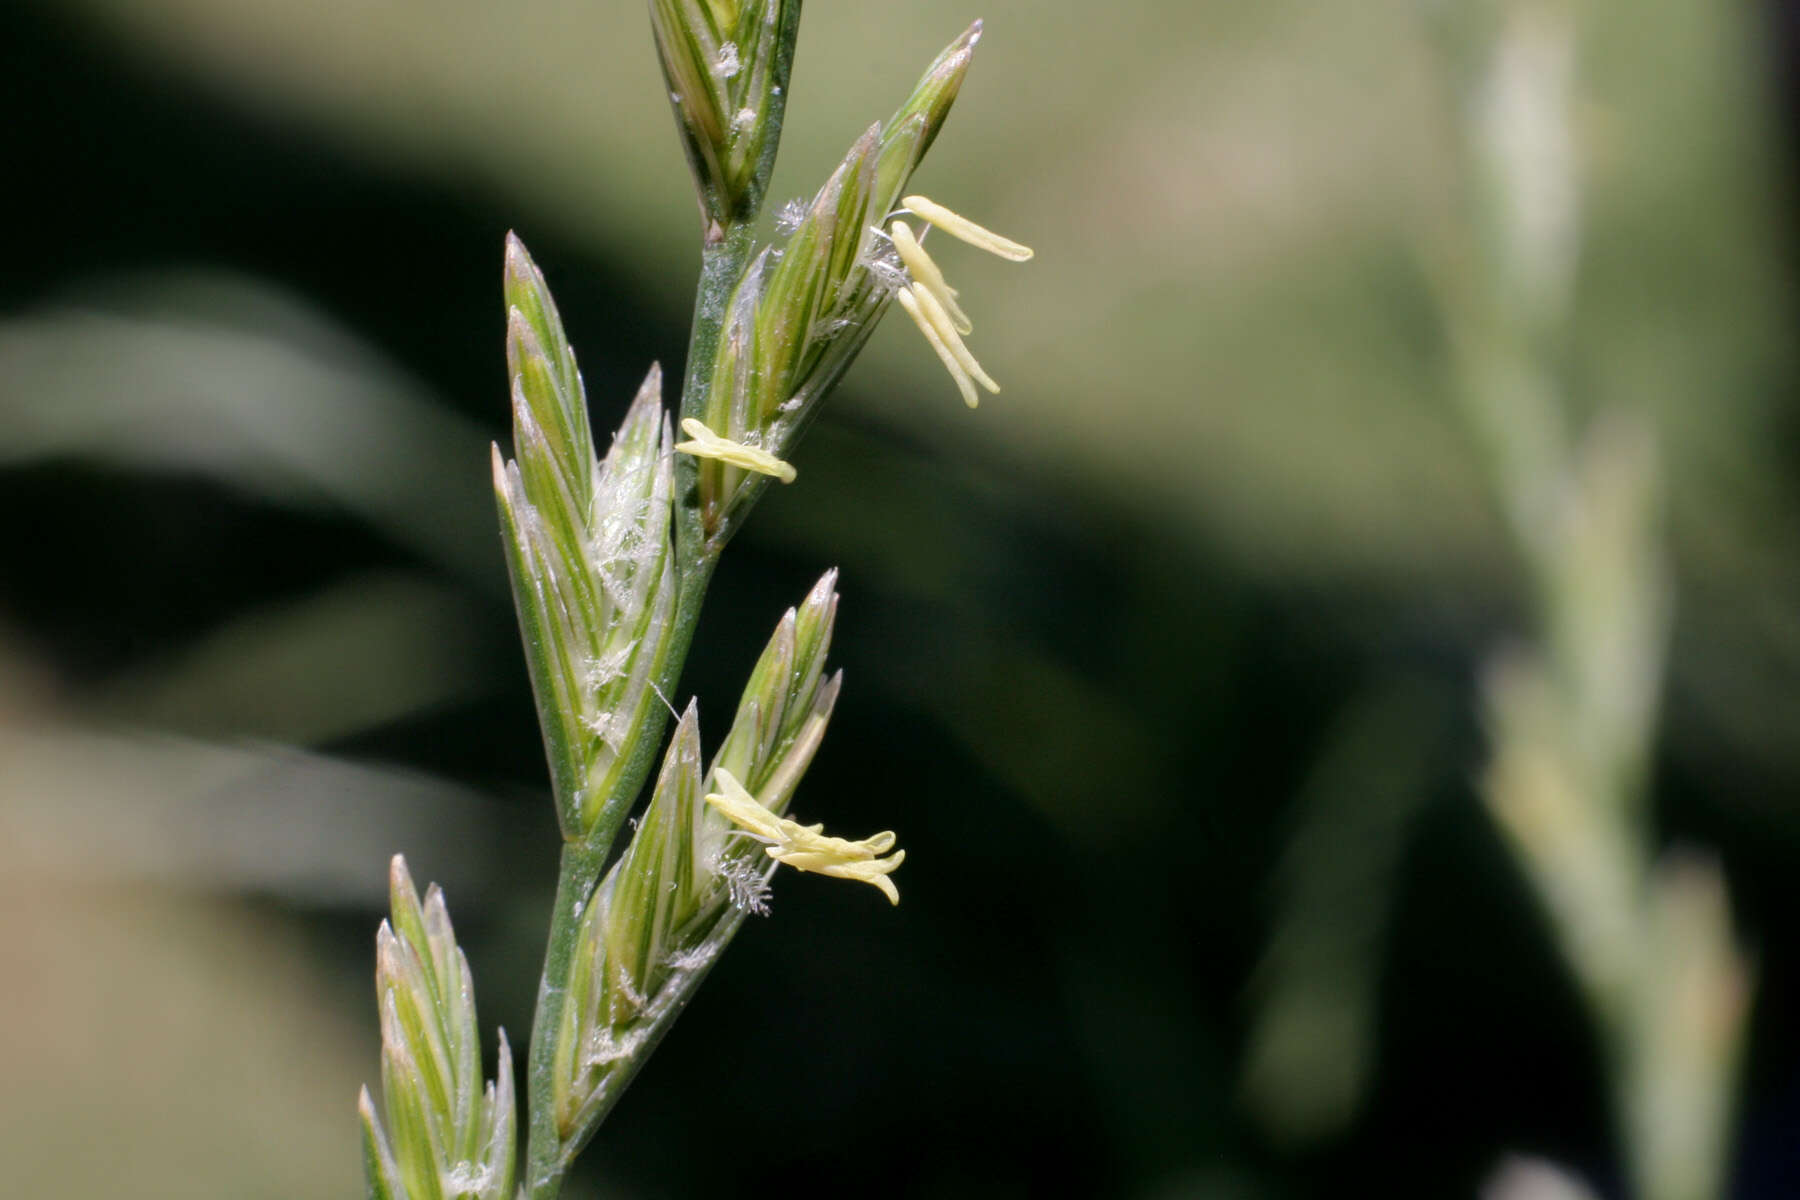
left=5, top=0, right=1800, bottom=1195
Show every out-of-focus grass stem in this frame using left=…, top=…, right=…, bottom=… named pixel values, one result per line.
left=1434, top=4, right=1750, bottom=1198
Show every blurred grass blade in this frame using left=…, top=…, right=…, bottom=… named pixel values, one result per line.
left=0, top=276, right=496, bottom=580
left=1625, top=857, right=1751, bottom=1200
left=1240, top=680, right=1445, bottom=1145
left=89, top=571, right=484, bottom=747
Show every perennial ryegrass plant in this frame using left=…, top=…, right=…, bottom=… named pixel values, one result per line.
left=1432, top=4, right=1750, bottom=1197
left=356, top=4, right=1029, bottom=1198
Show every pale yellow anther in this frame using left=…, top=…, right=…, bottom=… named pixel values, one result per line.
left=902, top=195, right=1034, bottom=262
left=889, top=221, right=972, bottom=335
left=909, top=283, right=1000, bottom=396
left=674, top=418, right=796, bottom=483
left=705, top=768, right=905, bottom=905
left=897, top=287, right=979, bottom=408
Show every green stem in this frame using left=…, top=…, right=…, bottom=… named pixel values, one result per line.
left=520, top=564, right=720, bottom=1199
left=679, top=223, right=758, bottom=423
left=522, top=842, right=604, bottom=1200
left=519, top=222, right=755, bottom=1200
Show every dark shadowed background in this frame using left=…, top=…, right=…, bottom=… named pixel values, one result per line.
left=5, top=0, right=1800, bottom=1196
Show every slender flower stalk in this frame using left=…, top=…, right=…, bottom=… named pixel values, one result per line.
left=363, top=8, right=1027, bottom=1199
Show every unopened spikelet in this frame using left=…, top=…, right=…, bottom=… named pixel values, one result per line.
left=651, top=0, right=802, bottom=231
left=494, top=235, right=680, bottom=840
left=679, top=22, right=1029, bottom=544
left=708, top=568, right=842, bottom=808
left=361, top=856, right=516, bottom=1200
left=547, top=573, right=894, bottom=1156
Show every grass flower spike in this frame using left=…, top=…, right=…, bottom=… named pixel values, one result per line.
left=363, top=9, right=1026, bottom=1199
left=1432, top=5, right=1751, bottom=1198
left=706, top=767, right=905, bottom=904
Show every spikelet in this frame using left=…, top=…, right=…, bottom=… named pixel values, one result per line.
left=549, top=574, right=869, bottom=1153
left=360, top=857, right=515, bottom=1200
left=494, top=236, right=679, bottom=840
